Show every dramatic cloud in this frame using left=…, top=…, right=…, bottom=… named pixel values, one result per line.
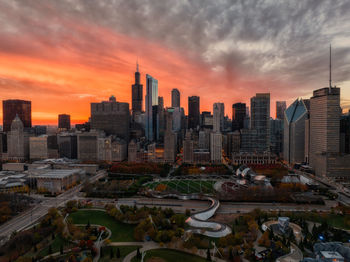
left=0, top=0, right=350, bottom=124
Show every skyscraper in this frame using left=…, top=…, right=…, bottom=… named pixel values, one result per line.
left=90, top=96, right=130, bottom=141
left=213, top=103, right=221, bottom=133
left=276, top=101, right=287, bottom=120
left=283, top=99, right=309, bottom=163
left=58, top=114, right=71, bottom=130
left=145, top=74, right=158, bottom=141
left=132, top=62, right=143, bottom=115
left=7, top=115, right=30, bottom=160
left=232, top=103, right=246, bottom=131
left=2, top=99, right=31, bottom=132
left=251, top=93, right=270, bottom=152
left=188, top=96, right=200, bottom=129
left=214, top=102, right=224, bottom=132
left=171, top=88, right=180, bottom=108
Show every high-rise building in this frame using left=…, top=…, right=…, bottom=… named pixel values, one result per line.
left=58, top=114, right=71, bottom=130
left=188, top=96, right=200, bottom=129
left=77, top=131, right=100, bottom=161
left=90, top=96, right=130, bottom=141
left=213, top=103, right=224, bottom=132
left=158, top=96, right=165, bottom=141
left=164, top=110, right=177, bottom=163
left=201, top=111, right=213, bottom=129
left=251, top=93, right=270, bottom=152
left=132, top=62, right=143, bottom=115
left=232, top=103, right=246, bottom=131
left=210, top=132, right=222, bottom=163
left=7, top=115, right=30, bottom=160
left=183, top=130, right=194, bottom=163
left=2, top=99, right=31, bottom=132
left=276, top=101, right=287, bottom=120
left=270, top=119, right=284, bottom=156
left=58, top=133, right=77, bottom=159
left=171, top=88, right=180, bottom=108
left=283, top=99, right=309, bottom=164
left=145, top=74, right=158, bottom=141
left=29, top=135, right=58, bottom=160
left=213, top=103, right=221, bottom=133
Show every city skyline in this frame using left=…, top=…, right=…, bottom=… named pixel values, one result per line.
left=1, top=1, right=350, bottom=124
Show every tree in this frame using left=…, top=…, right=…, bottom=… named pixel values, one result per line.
left=110, top=247, right=114, bottom=258
left=60, top=245, right=63, bottom=255
left=137, top=247, right=141, bottom=259
left=206, top=248, right=211, bottom=261
left=34, top=244, right=37, bottom=252
left=116, top=247, right=120, bottom=258
left=48, top=244, right=52, bottom=254
left=100, top=247, right=103, bottom=257
left=52, top=232, right=55, bottom=240
left=86, top=220, right=90, bottom=230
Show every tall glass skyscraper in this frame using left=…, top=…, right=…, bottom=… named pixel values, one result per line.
left=145, top=74, right=158, bottom=141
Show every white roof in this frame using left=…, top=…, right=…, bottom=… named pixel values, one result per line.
left=36, top=169, right=83, bottom=179
left=320, top=251, right=343, bottom=259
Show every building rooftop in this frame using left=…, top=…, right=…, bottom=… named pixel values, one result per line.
left=36, top=169, right=83, bottom=179
left=320, top=251, right=343, bottom=259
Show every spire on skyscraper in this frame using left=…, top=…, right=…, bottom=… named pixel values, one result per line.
left=329, top=44, right=332, bottom=89
left=136, top=57, right=139, bottom=73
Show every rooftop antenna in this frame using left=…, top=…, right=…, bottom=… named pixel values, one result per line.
left=136, top=57, right=139, bottom=73
left=329, top=44, right=332, bottom=89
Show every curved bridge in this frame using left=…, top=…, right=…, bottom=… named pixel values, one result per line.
left=149, top=192, right=232, bottom=238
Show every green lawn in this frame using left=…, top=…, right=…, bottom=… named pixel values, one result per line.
left=68, top=210, right=136, bottom=242
left=99, top=245, right=141, bottom=261
left=37, top=235, right=68, bottom=257
left=131, top=249, right=208, bottom=262
left=146, top=180, right=215, bottom=194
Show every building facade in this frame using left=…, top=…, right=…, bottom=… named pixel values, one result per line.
left=145, top=74, right=158, bottom=141
left=90, top=96, right=130, bottom=141
left=232, top=103, right=246, bottom=131
left=58, top=114, right=71, bottom=130
left=188, top=96, right=200, bottom=130
left=132, top=63, right=143, bottom=115
left=251, top=93, right=270, bottom=152
left=276, top=101, right=287, bottom=120
left=3, top=99, right=31, bottom=132
left=171, top=88, right=180, bottom=108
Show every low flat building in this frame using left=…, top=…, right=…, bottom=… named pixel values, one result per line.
left=36, top=169, right=84, bottom=193
left=232, top=152, right=276, bottom=165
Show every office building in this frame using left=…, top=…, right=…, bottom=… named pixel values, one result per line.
left=188, top=96, right=200, bottom=129
left=145, top=74, right=158, bottom=141
left=7, top=115, right=30, bottom=160
left=158, top=96, right=165, bottom=141
left=29, top=135, right=58, bottom=160
left=226, top=131, right=240, bottom=157
left=183, top=131, right=194, bottom=163
left=210, top=132, right=222, bottom=163
left=98, top=136, right=127, bottom=162
left=58, top=114, right=71, bottom=130
left=57, top=133, right=77, bottom=159
left=2, top=99, right=31, bottom=132
left=90, top=96, right=130, bottom=141
left=77, top=131, right=100, bottom=161
left=340, top=112, right=350, bottom=154
left=164, top=111, right=177, bottom=163
left=201, top=111, right=213, bottom=129
left=232, top=103, right=246, bottom=131
left=251, top=93, right=270, bottom=152
left=270, top=119, right=284, bottom=156
left=132, top=62, right=143, bottom=115
left=213, top=102, right=225, bottom=132
left=276, top=101, right=287, bottom=120
left=171, top=88, right=180, bottom=108
left=240, top=129, right=257, bottom=153
left=284, top=99, right=309, bottom=164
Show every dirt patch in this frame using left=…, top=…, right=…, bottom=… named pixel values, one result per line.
left=146, top=257, right=166, bottom=262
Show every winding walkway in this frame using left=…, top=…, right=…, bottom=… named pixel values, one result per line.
left=150, top=192, right=232, bottom=238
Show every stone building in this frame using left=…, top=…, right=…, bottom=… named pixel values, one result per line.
left=7, top=115, right=30, bottom=161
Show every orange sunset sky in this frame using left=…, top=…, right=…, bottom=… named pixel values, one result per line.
left=1, top=1, right=350, bottom=125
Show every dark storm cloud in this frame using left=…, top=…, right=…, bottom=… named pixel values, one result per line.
left=1, top=0, right=350, bottom=100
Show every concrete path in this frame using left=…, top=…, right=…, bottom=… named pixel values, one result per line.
left=276, top=243, right=303, bottom=262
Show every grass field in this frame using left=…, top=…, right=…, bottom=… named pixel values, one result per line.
left=146, top=180, right=216, bottom=194
left=99, top=245, right=141, bottom=262
left=131, top=249, right=208, bottom=262
left=68, top=210, right=136, bottom=242
left=37, top=235, right=69, bottom=257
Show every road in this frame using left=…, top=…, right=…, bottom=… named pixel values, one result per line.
left=0, top=170, right=106, bottom=244
left=116, top=197, right=334, bottom=214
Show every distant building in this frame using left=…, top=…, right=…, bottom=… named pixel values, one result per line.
left=58, top=114, right=71, bottom=130
left=34, top=125, right=47, bottom=136
left=276, top=101, right=287, bottom=120
left=171, top=88, right=180, bottom=108
left=232, top=152, right=276, bottom=165
left=240, top=129, right=257, bottom=153
left=57, top=133, right=77, bottom=159
left=158, top=96, right=165, bottom=141
left=132, top=62, right=143, bottom=115
left=213, top=102, right=224, bottom=132
left=77, top=131, right=100, bottom=161
left=201, top=111, right=213, bottom=129
left=340, top=112, right=350, bottom=154
left=284, top=99, right=309, bottom=164
left=164, top=111, right=177, bottom=163
left=270, top=119, right=284, bottom=156
left=183, top=131, right=194, bottom=163
left=232, top=103, right=246, bottom=131
left=226, top=131, right=240, bottom=157
left=145, top=74, right=158, bottom=141
left=90, top=96, right=130, bottom=141
left=35, top=169, right=84, bottom=193
left=210, top=132, right=222, bottom=163
left=198, top=130, right=210, bottom=150
left=97, top=136, right=127, bottom=162
left=29, top=135, right=58, bottom=160
left=2, top=99, right=31, bottom=132
left=7, top=115, right=30, bottom=161
left=193, top=149, right=210, bottom=164
left=251, top=93, right=270, bottom=152
left=188, top=96, right=200, bottom=130
left=128, top=140, right=138, bottom=162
